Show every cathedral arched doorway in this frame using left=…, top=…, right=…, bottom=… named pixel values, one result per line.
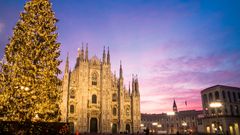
left=90, top=118, right=98, bottom=133
left=126, top=124, right=131, bottom=133
left=112, top=123, right=117, bottom=134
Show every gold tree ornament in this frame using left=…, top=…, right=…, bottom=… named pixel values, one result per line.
left=1, top=0, right=62, bottom=122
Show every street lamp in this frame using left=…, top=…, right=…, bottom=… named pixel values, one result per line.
left=209, top=102, right=222, bottom=133
left=167, top=112, right=175, bottom=134
left=151, top=122, right=159, bottom=133
left=182, top=121, right=187, bottom=134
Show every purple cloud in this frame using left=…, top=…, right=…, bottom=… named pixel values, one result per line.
left=140, top=52, right=240, bottom=113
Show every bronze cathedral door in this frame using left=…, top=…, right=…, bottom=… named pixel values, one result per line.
left=90, top=118, right=98, bottom=133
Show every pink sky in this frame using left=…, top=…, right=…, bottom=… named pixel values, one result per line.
left=1, top=0, right=240, bottom=113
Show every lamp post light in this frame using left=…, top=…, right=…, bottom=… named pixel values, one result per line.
left=152, top=122, right=158, bottom=132
left=182, top=121, right=187, bottom=134
left=167, top=112, right=175, bottom=134
left=209, top=102, right=222, bottom=133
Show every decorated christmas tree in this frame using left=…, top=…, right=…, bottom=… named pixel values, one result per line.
left=0, top=0, right=62, bottom=122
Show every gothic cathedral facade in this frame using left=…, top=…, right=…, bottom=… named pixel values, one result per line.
left=60, top=45, right=141, bottom=134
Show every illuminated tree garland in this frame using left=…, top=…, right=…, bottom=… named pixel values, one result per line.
left=0, top=0, right=61, bottom=122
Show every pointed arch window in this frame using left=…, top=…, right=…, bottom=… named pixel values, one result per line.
left=113, top=107, right=117, bottom=116
left=92, top=94, right=97, bottom=104
left=112, top=93, right=117, bottom=102
left=70, top=88, right=75, bottom=99
left=70, top=105, right=74, bottom=114
left=92, top=73, right=98, bottom=86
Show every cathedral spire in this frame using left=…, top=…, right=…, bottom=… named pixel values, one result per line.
left=120, top=60, right=123, bottom=79
left=107, top=46, right=110, bottom=64
left=85, top=43, right=88, bottom=61
left=78, top=48, right=81, bottom=57
left=81, top=43, right=84, bottom=61
left=132, top=74, right=135, bottom=95
left=135, top=74, right=139, bottom=95
left=129, top=81, right=131, bottom=95
left=103, top=46, right=106, bottom=64
left=75, top=48, right=80, bottom=68
left=173, top=99, right=178, bottom=112
left=64, top=53, right=69, bottom=73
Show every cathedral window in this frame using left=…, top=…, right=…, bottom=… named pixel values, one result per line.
left=70, top=88, right=75, bottom=98
left=92, top=73, right=98, bottom=86
left=70, top=105, right=74, bottom=114
left=112, top=93, right=117, bottom=102
left=92, top=94, right=97, bottom=104
left=113, top=107, right=117, bottom=116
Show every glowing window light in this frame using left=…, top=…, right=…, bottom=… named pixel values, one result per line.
left=152, top=122, right=158, bottom=126
left=209, top=102, right=222, bottom=108
left=167, top=112, right=175, bottom=116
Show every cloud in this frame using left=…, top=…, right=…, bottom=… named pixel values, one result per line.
left=0, top=22, right=4, bottom=33
left=140, top=53, right=240, bottom=113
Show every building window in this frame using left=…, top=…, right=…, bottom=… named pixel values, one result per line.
left=222, top=91, right=226, bottom=99
left=209, top=93, right=213, bottom=102
left=70, top=88, right=75, bottom=99
left=70, top=105, right=74, bottom=114
left=233, top=92, right=237, bottom=102
left=234, top=105, right=239, bottom=115
left=225, top=106, right=228, bottom=114
left=228, top=91, right=232, bottom=102
left=215, top=91, right=220, bottom=100
left=230, top=105, right=234, bottom=116
left=203, top=94, right=208, bottom=104
left=92, top=94, right=97, bottom=104
left=113, top=107, right=117, bottom=116
left=235, top=105, right=239, bottom=115
left=112, top=93, right=117, bottom=102
left=92, top=73, right=98, bottom=86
